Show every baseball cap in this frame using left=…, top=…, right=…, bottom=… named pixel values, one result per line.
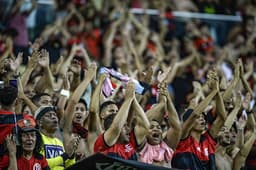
left=17, top=117, right=37, bottom=132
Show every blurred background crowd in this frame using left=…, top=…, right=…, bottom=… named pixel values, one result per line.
left=0, top=0, right=256, bottom=170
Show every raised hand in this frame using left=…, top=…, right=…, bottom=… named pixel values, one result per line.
left=206, top=69, right=219, bottom=91
left=86, top=62, right=97, bottom=80
left=52, top=56, right=64, bottom=75
left=65, top=134, right=80, bottom=157
left=157, top=66, right=172, bottom=83
left=141, top=67, right=153, bottom=84
left=38, top=49, right=50, bottom=68
left=193, top=81, right=205, bottom=99
left=5, top=134, right=16, bottom=155
left=236, top=114, right=248, bottom=130
left=10, top=52, right=23, bottom=71
left=30, top=38, right=43, bottom=52
left=158, top=82, right=168, bottom=103
left=27, top=55, right=39, bottom=69
left=242, top=92, right=252, bottom=112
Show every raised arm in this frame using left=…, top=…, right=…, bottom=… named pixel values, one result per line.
left=5, top=134, right=17, bottom=170
left=223, top=93, right=242, bottom=130
left=35, top=49, right=55, bottom=92
left=102, top=13, right=124, bottom=67
left=128, top=12, right=150, bottom=56
left=88, top=73, right=107, bottom=133
left=63, top=63, right=97, bottom=133
left=20, top=51, right=38, bottom=87
left=222, top=60, right=241, bottom=102
left=239, top=61, right=254, bottom=97
left=77, top=46, right=91, bottom=69
left=207, top=90, right=228, bottom=140
left=146, top=94, right=166, bottom=122
left=181, top=71, right=218, bottom=139
left=59, top=45, right=78, bottom=78
left=123, top=28, right=144, bottom=72
left=104, top=82, right=135, bottom=147
left=162, top=83, right=182, bottom=149
left=17, top=77, right=37, bottom=114
left=233, top=114, right=256, bottom=170
left=133, top=96, right=150, bottom=146
left=166, top=53, right=196, bottom=84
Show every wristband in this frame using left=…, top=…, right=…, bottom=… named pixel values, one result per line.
left=60, top=89, right=70, bottom=98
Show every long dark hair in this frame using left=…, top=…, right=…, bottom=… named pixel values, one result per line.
left=16, top=130, right=44, bottom=159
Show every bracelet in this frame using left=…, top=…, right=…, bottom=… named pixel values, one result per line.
left=60, top=89, right=70, bottom=98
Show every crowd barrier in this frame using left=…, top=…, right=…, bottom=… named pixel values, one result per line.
left=66, top=153, right=178, bottom=170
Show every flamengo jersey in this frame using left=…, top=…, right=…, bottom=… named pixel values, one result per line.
left=0, top=110, right=25, bottom=154
left=172, top=131, right=217, bottom=170
left=0, top=154, right=49, bottom=170
left=94, top=130, right=137, bottom=160
left=16, top=154, right=49, bottom=170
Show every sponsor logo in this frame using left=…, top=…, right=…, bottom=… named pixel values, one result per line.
left=45, top=145, right=64, bottom=158
left=33, top=163, right=42, bottom=170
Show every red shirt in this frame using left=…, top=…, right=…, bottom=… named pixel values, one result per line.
left=1, top=154, right=49, bottom=170
left=94, top=131, right=138, bottom=160
left=174, top=132, right=216, bottom=161
left=84, top=29, right=101, bottom=59
left=172, top=132, right=216, bottom=170
left=0, top=110, right=27, bottom=149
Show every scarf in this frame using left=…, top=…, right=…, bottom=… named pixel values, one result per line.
left=72, top=122, right=88, bottom=139
left=139, top=141, right=174, bottom=164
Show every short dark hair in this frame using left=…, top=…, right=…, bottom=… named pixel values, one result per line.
left=79, top=99, right=88, bottom=110
left=31, top=93, right=51, bottom=104
left=104, top=114, right=116, bottom=130
left=0, top=85, right=18, bottom=106
left=99, top=100, right=117, bottom=113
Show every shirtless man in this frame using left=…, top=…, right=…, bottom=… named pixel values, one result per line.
left=61, top=63, right=97, bottom=159
left=215, top=126, right=234, bottom=170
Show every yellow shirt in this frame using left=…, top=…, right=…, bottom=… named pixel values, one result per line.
left=40, top=133, right=75, bottom=170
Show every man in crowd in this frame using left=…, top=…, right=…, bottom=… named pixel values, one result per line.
left=34, top=106, right=79, bottom=170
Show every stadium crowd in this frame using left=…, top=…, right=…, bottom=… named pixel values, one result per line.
left=0, top=0, right=256, bottom=169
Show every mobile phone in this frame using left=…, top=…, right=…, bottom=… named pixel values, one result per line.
left=9, top=79, right=18, bottom=89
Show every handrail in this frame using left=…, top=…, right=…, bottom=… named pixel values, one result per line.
left=130, top=8, right=242, bottom=22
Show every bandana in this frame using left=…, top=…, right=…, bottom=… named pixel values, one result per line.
left=72, top=122, right=88, bottom=139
